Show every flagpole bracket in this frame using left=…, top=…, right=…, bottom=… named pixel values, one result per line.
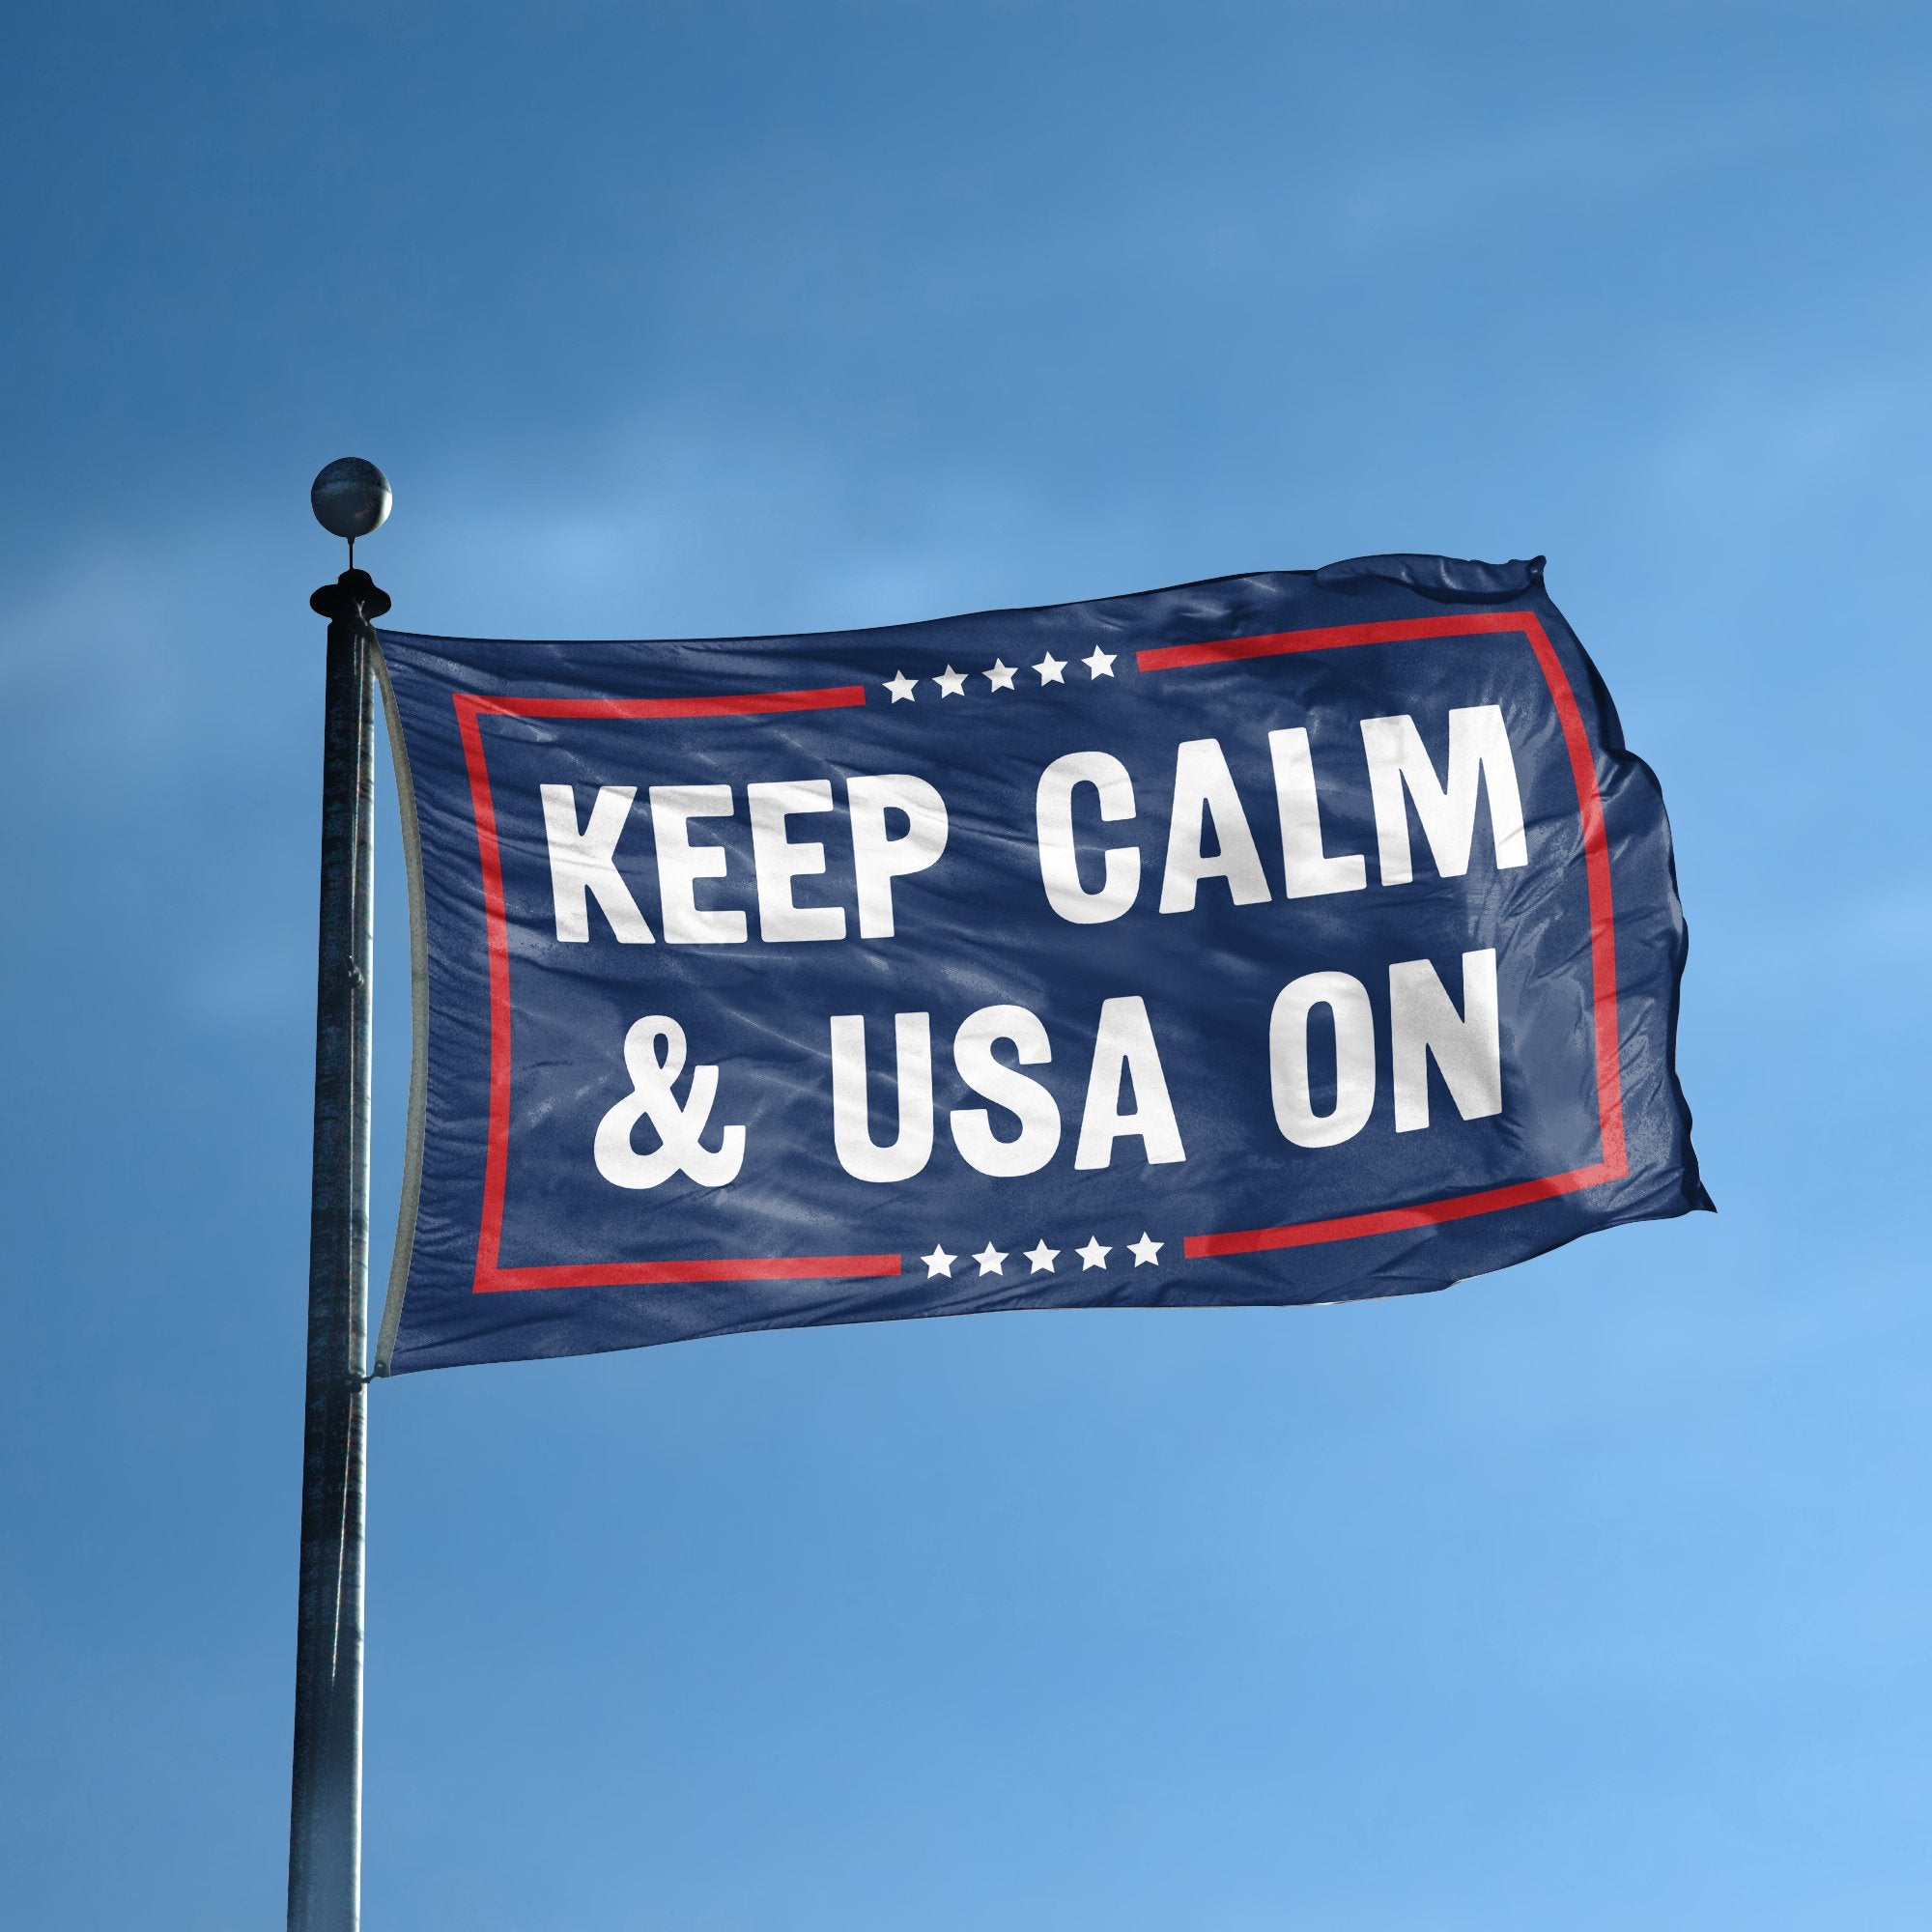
left=310, top=571, right=392, bottom=626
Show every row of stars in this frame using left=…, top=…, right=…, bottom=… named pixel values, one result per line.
left=883, top=648, right=1118, bottom=702
left=919, top=1234, right=1164, bottom=1279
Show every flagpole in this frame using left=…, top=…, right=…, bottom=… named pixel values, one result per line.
left=290, top=461, right=391, bottom=1932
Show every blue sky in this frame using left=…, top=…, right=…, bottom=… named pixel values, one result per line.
left=3, top=3, right=1929, bottom=1925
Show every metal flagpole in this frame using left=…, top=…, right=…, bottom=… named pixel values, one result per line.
left=290, top=459, right=392, bottom=1932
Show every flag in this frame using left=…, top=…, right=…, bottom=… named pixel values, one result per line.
left=371, top=554, right=1707, bottom=1374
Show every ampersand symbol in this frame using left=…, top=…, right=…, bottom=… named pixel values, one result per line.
left=594, top=1015, right=747, bottom=1189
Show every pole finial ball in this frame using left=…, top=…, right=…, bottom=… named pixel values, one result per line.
left=310, top=457, right=392, bottom=541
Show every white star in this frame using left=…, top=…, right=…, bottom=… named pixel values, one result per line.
left=932, top=665, right=968, bottom=697
left=1082, top=646, right=1117, bottom=679
left=982, top=659, right=1017, bottom=692
left=1024, top=1239, right=1060, bottom=1274
left=922, top=1245, right=956, bottom=1278
left=1075, top=1236, right=1112, bottom=1270
left=973, top=1242, right=1009, bottom=1276
left=884, top=670, right=918, bottom=703
left=1033, top=653, right=1066, bottom=685
left=1128, top=1233, right=1164, bottom=1267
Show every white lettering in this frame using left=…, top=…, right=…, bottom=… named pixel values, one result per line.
left=1073, top=996, right=1185, bottom=1169
left=748, top=780, right=845, bottom=943
left=1159, top=737, right=1270, bottom=914
left=1389, top=949, right=1502, bottom=1131
left=593, top=1015, right=745, bottom=1187
left=1267, top=727, right=1366, bottom=899
left=1268, top=971, right=1377, bottom=1148
left=950, top=1005, right=1061, bottom=1177
left=648, top=784, right=746, bottom=944
left=830, top=1011, right=934, bottom=1181
left=1360, top=706, right=1528, bottom=886
left=540, top=784, right=655, bottom=943
left=847, top=775, right=949, bottom=939
left=1037, top=752, right=1140, bottom=924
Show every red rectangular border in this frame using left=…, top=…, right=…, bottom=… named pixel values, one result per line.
left=453, top=610, right=1626, bottom=1293
left=1137, top=610, right=1628, bottom=1256
left=454, top=684, right=902, bottom=1293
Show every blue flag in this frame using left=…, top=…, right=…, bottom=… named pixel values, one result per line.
left=372, top=554, right=1707, bottom=1375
